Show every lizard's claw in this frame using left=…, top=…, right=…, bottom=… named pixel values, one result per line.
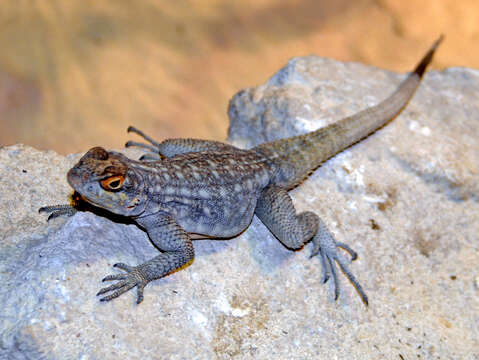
left=97, top=263, right=148, bottom=304
left=310, top=221, right=368, bottom=306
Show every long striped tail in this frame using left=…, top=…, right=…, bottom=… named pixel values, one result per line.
left=255, top=36, right=443, bottom=189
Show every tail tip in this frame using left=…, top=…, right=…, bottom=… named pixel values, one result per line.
left=414, top=34, right=445, bottom=78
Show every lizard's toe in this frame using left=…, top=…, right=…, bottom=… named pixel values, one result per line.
left=113, top=262, right=134, bottom=272
left=102, top=273, right=127, bottom=282
left=139, top=153, right=162, bottom=161
left=136, top=284, right=146, bottom=304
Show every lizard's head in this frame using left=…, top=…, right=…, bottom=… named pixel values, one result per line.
left=67, top=147, right=148, bottom=217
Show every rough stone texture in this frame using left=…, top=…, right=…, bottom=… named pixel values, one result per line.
left=1, top=57, right=478, bottom=359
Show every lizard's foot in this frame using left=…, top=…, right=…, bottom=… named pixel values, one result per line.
left=39, top=192, right=85, bottom=220
left=38, top=204, right=78, bottom=220
left=97, top=262, right=149, bottom=304
left=310, top=221, right=368, bottom=306
left=125, top=126, right=162, bottom=161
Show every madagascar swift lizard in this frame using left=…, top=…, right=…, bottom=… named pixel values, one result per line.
left=40, top=37, right=443, bottom=305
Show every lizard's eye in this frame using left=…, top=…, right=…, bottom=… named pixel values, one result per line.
left=100, top=175, right=125, bottom=191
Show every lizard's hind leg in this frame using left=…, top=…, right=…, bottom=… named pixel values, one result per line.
left=254, top=185, right=368, bottom=306
left=255, top=185, right=319, bottom=250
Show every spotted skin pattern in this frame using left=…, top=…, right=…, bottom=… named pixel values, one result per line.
left=40, top=38, right=442, bottom=305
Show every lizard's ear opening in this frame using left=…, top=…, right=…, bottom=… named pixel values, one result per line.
left=100, top=175, right=125, bottom=191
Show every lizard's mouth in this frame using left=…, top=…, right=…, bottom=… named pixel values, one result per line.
left=78, top=194, right=102, bottom=208
left=125, top=196, right=143, bottom=211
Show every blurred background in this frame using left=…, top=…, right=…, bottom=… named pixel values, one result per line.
left=0, top=0, right=477, bottom=154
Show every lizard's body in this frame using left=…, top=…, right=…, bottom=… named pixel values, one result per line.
left=109, top=148, right=271, bottom=238
left=41, top=37, right=442, bottom=305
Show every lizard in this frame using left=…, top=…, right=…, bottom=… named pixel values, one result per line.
left=40, top=36, right=443, bottom=305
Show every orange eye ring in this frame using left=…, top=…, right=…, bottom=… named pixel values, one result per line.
left=100, top=175, right=125, bottom=191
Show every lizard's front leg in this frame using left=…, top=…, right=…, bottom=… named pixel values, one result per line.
left=39, top=204, right=77, bottom=219
left=97, top=212, right=194, bottom=304
left=39, top=191, right=87, bottom=220
left=125, top=125, right=238, bottom=160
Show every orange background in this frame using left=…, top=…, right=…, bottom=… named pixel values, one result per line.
left=0, top=0, right=477, bottom=154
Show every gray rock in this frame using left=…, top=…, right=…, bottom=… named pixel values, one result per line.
left=1, top=56, right=478, bottom=359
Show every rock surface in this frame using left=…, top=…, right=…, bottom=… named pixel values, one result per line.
left=1, top=57, right=478, bottom=359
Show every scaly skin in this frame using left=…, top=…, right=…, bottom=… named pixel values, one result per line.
left=40, top=37, right=442, bottom=305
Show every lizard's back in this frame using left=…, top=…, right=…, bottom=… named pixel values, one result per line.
left=134, top=150, right=273, bottom=237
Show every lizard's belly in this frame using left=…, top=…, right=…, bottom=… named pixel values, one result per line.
left=167, top=195, right=258, bottom=238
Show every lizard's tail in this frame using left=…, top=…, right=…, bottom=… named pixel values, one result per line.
left=254, top=35, right=443, bottom=189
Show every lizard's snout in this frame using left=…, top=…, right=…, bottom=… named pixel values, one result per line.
left=67, top=167, right=85, bottom=189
